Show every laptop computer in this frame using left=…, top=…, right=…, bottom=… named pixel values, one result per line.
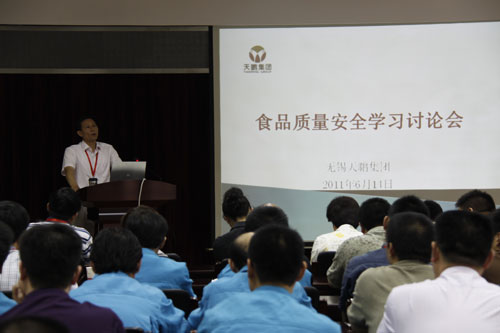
left=110, top=161, right=147, bottom=182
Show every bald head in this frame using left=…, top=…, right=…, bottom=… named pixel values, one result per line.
left=228, top=232, right=254, bottom=272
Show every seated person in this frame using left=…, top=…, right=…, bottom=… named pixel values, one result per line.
left=0, top=224, right=123, bottom=332
left=311, top=196, right=361, bottom=263
left=347, top=212, right=435, bottom=333
left=0, top=201, right=30, bottom=291
left=213, top=187, right=252, bottom=262
left=327, top=198, right=390, bottom=289
left=188, top=232, right=312, bottom=330
left=122, top=206, right=196, bottom=298
left=378, top=210, right=500, bottom=333
left=29, top=187, right=92, bottom=264
left=339, top=195, right=429, bottom=310
left=423, top=199, right=443, bottom=221
left=198, top=225, right=341, bottom=332
left=70, top=228, right=187, bottom=332
left=218, top=204, right=313, bottom=287
left=483, top=209, right=500, bottom=284
left=0, top=222, right=16, bottom=314
left=455, top=189, right=495, bottom=214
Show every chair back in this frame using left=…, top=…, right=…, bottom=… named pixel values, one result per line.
left=304, top=286, right=320, bottom=311
left=162, top=289, right=197, bottom=317
left=317, top=251, right=336, bottom=277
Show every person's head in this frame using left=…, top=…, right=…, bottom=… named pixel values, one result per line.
left=424, top=200, right=443, bottom=221
left=490, top=209, right=500, bottom=251
left=433, top=210, right=494, bottom=272
left=47, top=187, right=81, bottom=222
left=77, top=117, right=98, bottom=143
left=222, top=187, right=251, bottom=223
left=358, top=198, right=390, bottom=231
left=122, top=206, right=168, bottom=250
left=326, top=196, right=359, bottom=229
left=248, top=225, right=305, bottom=290
left=388, top=195, right=429, bottom=218
left=228, top=232, right=254, bottom=273
left=455, top=190, right=495, bottom=214
left=19, top=224, right=82, bottom=289
left=386, top=212, right=434, bottom=264
left=0, top=201, right=30, bottom=243
left=244, top=205, right=288, bottom=232
left=0, top=222, right=14, bottom=273
left=90, top=228, right=142, bottom=275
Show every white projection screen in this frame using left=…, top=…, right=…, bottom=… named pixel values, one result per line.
left=215, top=22, right=500, bottom=239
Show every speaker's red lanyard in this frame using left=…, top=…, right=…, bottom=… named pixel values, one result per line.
left=85, top=150, right=99, bottom=177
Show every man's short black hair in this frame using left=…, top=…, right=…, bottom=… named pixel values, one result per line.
left=122, top=206, right=168, bottom=249
left=326, top=196, right=360, bottom=228
left=358, top=198, right=390, bottom=230
left=0, top=201, right=30, bottom=242
left=424, top=200, right=443, bottom=221
left=386, top=212, right=434, bottom=263
left=19, top=224, right=82, bottom=289
left=436, top=210, right=494, bottom=267
left=48, top=187, right=81, bottom=221
left=490, top=209, right=500, bottom=234
left=249, top=225, right=303, bottom=286
left=244, top=205, right=288, bottom=232
left=0, top=222, right=14, bottom=270
left=455, top=190, right=496, bottom=213
left=77, top=116, right=97, bottom=131
left=388, top=195, right=429, bottom=217
left=90, top=228, right=142, bottom=275
left=222, top=187, right=251, bottom=221
left=228, top=233, right=252, bottom=271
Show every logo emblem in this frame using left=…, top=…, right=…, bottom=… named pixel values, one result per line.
left=249, top=45, right=267, bottom=63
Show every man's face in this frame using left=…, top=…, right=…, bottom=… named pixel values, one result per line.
left=77, top=118, right=99, bottom=142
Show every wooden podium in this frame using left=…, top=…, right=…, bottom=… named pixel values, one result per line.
left=78, top=180, right=176, bottom=231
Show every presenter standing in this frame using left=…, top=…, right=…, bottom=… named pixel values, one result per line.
left=61, top=117, right=121, bottom=234
left=62, top=117, right=122, bottom=191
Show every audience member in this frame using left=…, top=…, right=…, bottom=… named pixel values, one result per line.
left=423, top=199, right=443, bottom=221
left=213, top=187, right=251, bottom=262
left=483, top=209, right=500, bottom=284
left=0, top=202, right=30, bottom=292
left=70, top=228, right=187, bottom=332
left=455, top=189, right=495, bottom=214
left=28, top=188, right=92, bottom=264
left=339, top=195, right=429, bottom=309
left=198, top=225, right=341, bottom=332
left=348, top=212, right=435, bottom=333
left=0, top=223, right=15, bottom=314
left=0, top=224, right=124, bottom=332
left=311, top=196, right=361, bottom=263
left=327, top=198, right=390, bottom=288
left=122, top=206, right=195, bottom=297
left=377, top=210, right=500, bottom=333
left=188, top=232, right=312, bottom=330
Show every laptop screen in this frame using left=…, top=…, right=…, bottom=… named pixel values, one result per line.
left=110, top=161, right=147, bottom=182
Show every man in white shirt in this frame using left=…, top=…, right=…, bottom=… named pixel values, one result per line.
left=61, top=117, right=121, bottom=191
left=377, top=210, right=500, bottom=333
left=311, top=196, right=361, bottom=263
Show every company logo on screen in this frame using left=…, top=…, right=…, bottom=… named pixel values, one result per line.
left=244, top=45, right=272, bottom=74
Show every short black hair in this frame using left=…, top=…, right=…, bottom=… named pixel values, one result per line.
left=19, top=224, right=82, bottom=289
left=48, top=187, right=81, bottom=221
left=358, top=198, right=390, bottom=230
left=90, top=228, right=142, bottom=275
left=326, top=196, right=360, bottom=228
left=490, top=209, right=500, bottom=234
left=222, top=187, right=251, bottom=221
left=424, top=200, right=443, bottom=221
left=249, top=225, right=303, bottom=286
left=455, top=190, right=496, bottom=213
left=0, top=222, right=14, bottom=270
left=436, top=210, right=494, bottom=267
left=388, top=195, right=429, bottom=217
left=244, top=205, right=289, bottom=232
left=0, top=201, right=30, bottom=242
left=77, top=116, right=97, bottom=131
left=228, top=233, right=252, bottom=271
left=122, top=206, right=168, bottom=249
left=386, top=212, right=434, bottom=263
